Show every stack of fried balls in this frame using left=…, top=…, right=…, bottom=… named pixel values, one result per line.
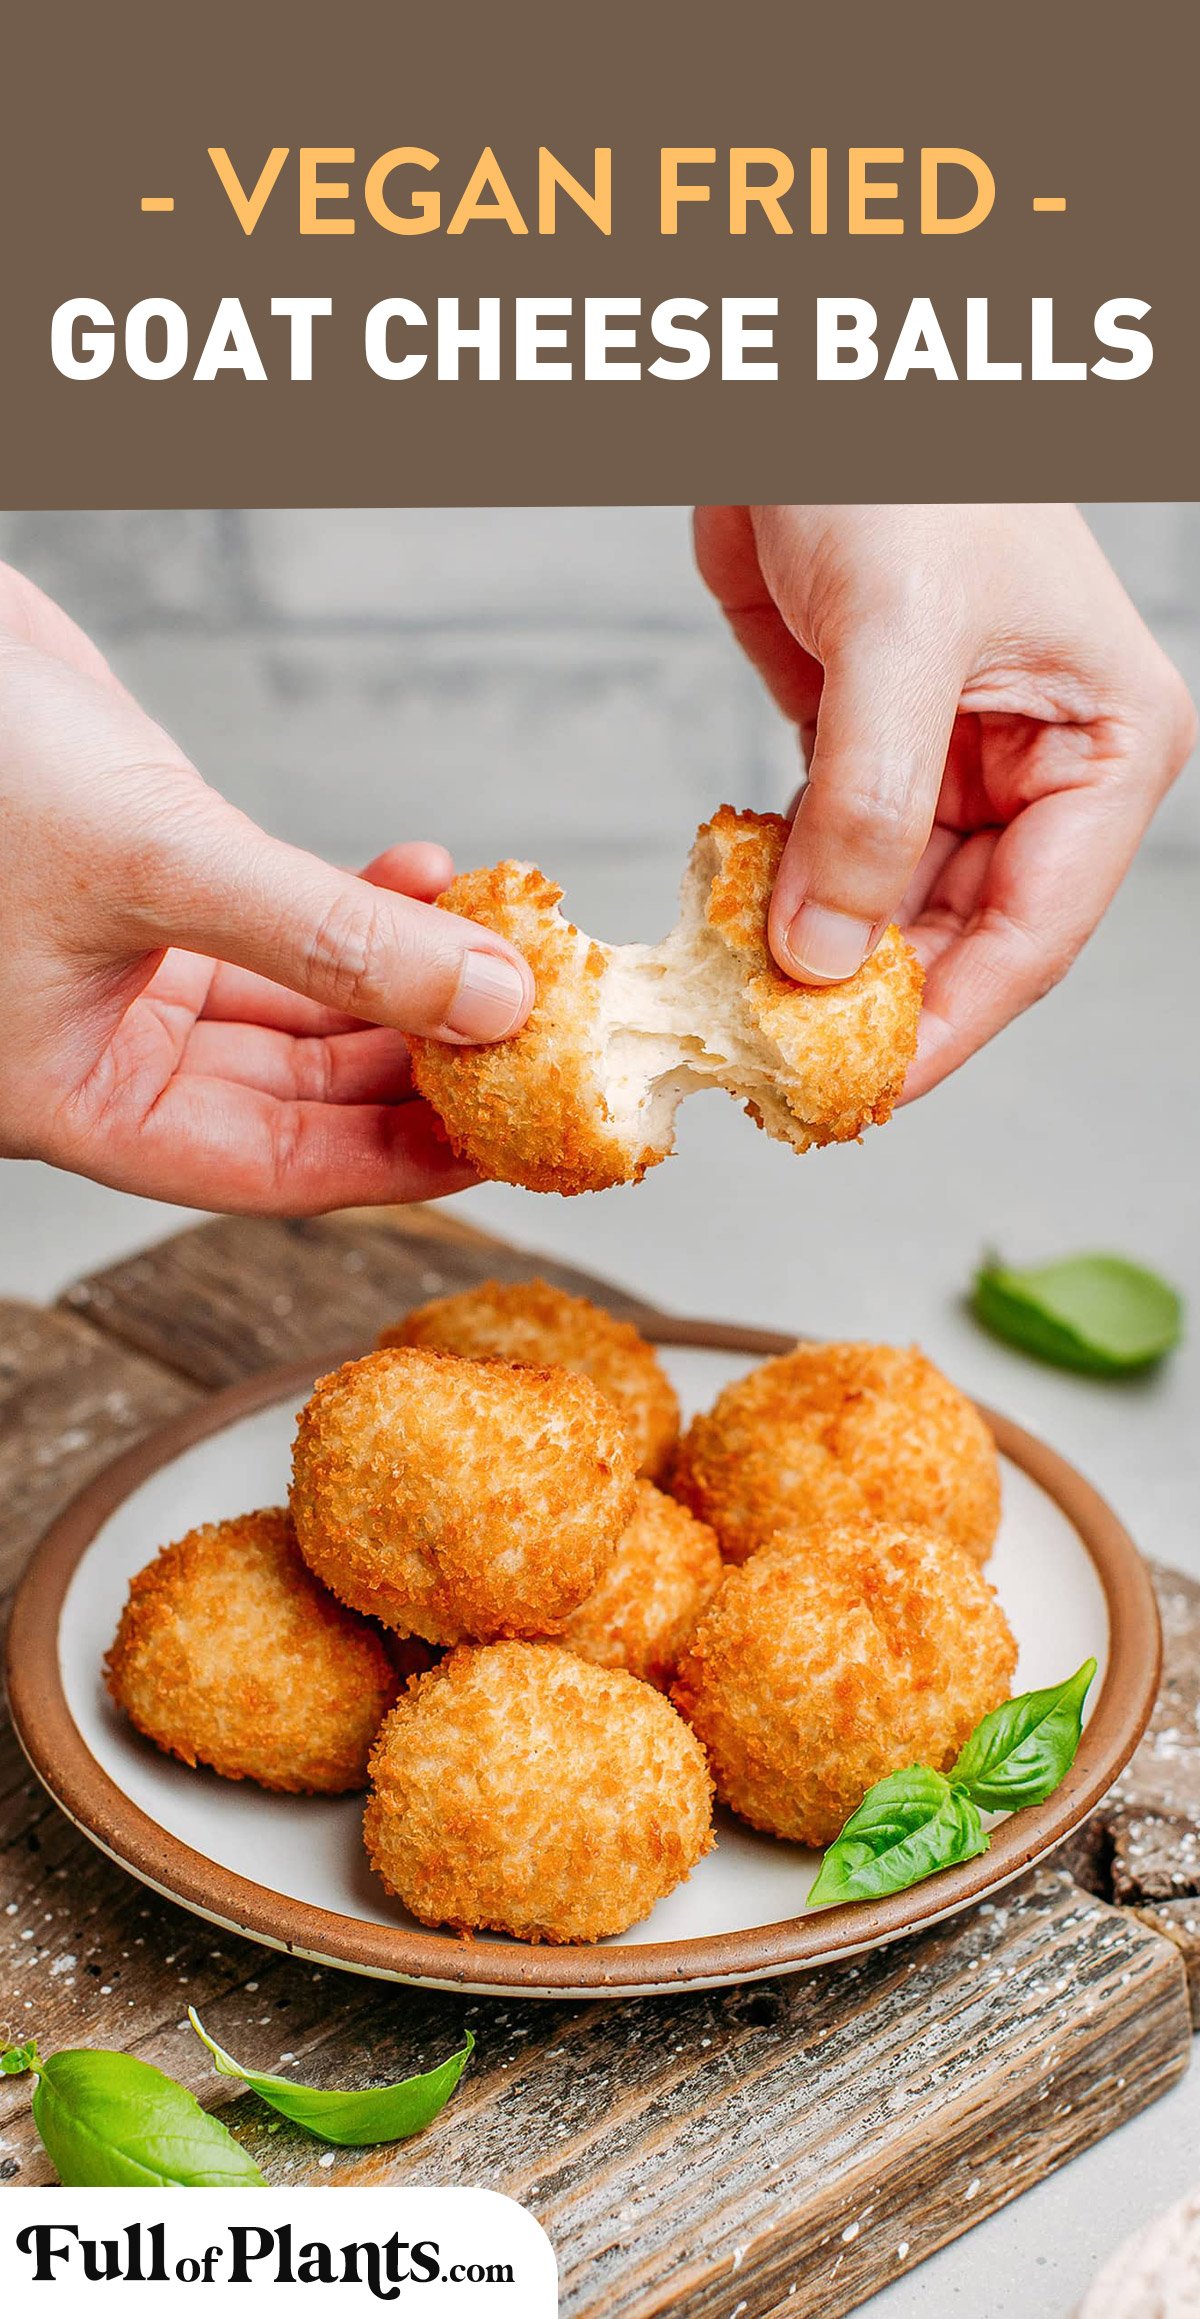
left=106, top=1276, right=1016, bottom=1945
left=103, top=792, right=1010, bottom=1943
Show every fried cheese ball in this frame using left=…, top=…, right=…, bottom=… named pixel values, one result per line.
left=409, top=806, right=923, bottom=1194
left=290, top=1347, right=637, bottom=1645
left=669, top=1341, right=1002, bottom=1564
left=672, top=1521, right=1018, bottom=1848
left=364, top=1642, right=715, bottom=1942
left=380, top=1276, right=679, bottom=1479
left=104, top=1507, right=399, bottom=1793
left=557, top=1480, right=724, bottom=1688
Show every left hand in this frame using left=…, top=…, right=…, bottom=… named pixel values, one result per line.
left=0, top=561, right=535, bottom=1212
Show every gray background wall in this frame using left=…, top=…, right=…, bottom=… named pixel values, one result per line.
left=1, top=507, right=1197, bottom=947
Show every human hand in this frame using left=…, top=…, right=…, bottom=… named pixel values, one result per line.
left=694, top=505, right=1195, bottom=1098
left=0, top=564, right=533, bottom=1212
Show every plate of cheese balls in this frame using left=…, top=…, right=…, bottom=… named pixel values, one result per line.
left=10, top=1276, right=1158, bottom=1998
left=7, top=810, right=1159, bottom=1994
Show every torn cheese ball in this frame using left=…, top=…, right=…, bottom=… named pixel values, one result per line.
left=409, top=806, right=923, bottom=1194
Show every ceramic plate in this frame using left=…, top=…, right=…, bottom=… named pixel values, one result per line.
left=6, top=1326, right=1159, bottom=1998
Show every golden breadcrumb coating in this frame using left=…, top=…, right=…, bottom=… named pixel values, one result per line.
left=672, top=1521, right=1017, bottom=1847
left=699, top=806, right=921, bottom=1146
left=381, top=1277, right=679, bottom=1479
left=104, top=1507, right=399, bottom=1794
left=364, top=1641, right=714, bottom=1942
left=669, top=1341, right=1002, bottom=1564
left=384, top=1632, right=443, bottom=1686
left=409, top=807, right=922, bottom=1195
left=557, top=1480, right=724, bottom=1688
left=412, top=859, right=625, bottom=1193
left=290, top=1347, right=637, bottom=1645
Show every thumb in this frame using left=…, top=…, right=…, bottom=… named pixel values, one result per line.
left=768, top=639, right=963, bottom=985
left=116, top=791, right=535, bottom=1044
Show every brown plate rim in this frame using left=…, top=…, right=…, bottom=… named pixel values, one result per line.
left=4, top=1327, right=1161, bottom=1995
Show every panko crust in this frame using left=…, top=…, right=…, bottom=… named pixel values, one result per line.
left=408, top=810, right=922, bottom=1196
left=290, top=1347, right=637, bottom=1645
left=672, top=1521, right=1017, bottom=1847
left=409, top=862, right=639, bottom=1194
left=702, top=808, right=923, bottom=1144
left=557, top=1481, right=724, bottom=1688
left=104, top=1507, right=399, bottom=1794
left=669, top=1341, right=1002, bottom=1564
left=381, top=1277, right=680, bottom=1480
left=364, top=1641, right=715, bottom=1943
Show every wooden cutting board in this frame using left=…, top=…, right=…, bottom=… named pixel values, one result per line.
left=2, top=1207, right=1197, bottom=2316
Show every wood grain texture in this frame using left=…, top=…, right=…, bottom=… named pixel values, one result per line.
left=1, top=1207, right=1196, bottom=2317
left=57, top=1211, right=660, bottom=1388
left=231, top=1869, right=1187, bottom=2319
left=1, top=1851, right=1187, bottom=2317
left=1065, top=1562, right=1200, bottom=2022
left=0, top=1299, right=198, bottom=1609
left=1103, top=1565, right=1200, bottom=1906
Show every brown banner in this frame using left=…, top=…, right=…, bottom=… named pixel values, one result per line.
left=5, top=0, right=1198, bottom=506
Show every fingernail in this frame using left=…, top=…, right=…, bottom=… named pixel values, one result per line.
left=444, top=950, right=531, bottom=1042
left=782, top=904, right=874, bottom=983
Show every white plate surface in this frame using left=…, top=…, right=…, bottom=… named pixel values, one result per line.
left=58, top=1347, right=1109, bottom=1962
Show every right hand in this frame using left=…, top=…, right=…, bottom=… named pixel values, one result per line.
left=695, top=503, right=1195, bottom=1099
left=0, top=563, right=534, bottom=1212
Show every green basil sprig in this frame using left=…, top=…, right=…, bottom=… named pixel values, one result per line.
left=806, top=1766, right=988, bottom=1909
left=950, top=1659, right=1097, bottom=1811
left=1, top=2041, right=40, bottom=2076
left=1, top=2040, right=264, bottom=2187
left=188, top=2010, right=474, bottom=2147
left=972, top=1251, right=1182, bottom=1375
left=808, top=1658, right=1097, bottom=1911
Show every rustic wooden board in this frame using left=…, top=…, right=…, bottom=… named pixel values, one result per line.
left=57, top=1211, right=660, bottom=1388
left=0, top=1299, right=198, bottom=1610
left=1066, top=1561, right=1200, bottom=2027
left=0, top=1852, right=1186, bottom=2317
left=2, top=1206, right=1196, bottom=2317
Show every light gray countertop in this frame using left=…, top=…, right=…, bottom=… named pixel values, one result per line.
left=2, top=845, right=1197, bottom=2316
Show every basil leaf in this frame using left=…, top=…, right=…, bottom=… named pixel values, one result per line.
left=807, top=1765, right=989, bottom=1910
left=188, top=2010, right=473, bottom=2148
left=950, top=1658, right=1097, bottom=1811
left=1, top=2040, right=41, bottom=2076
left=972, top=1252, right=1182, bottom=1375
left=30, top=2049, right=264, bottom=2187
